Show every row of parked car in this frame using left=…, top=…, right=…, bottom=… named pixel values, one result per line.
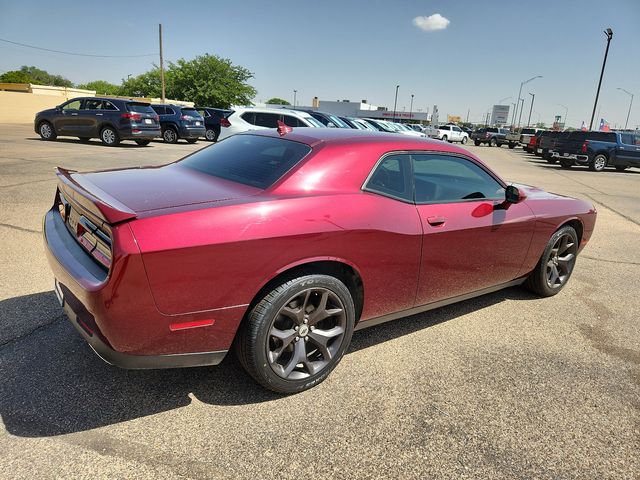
left=521, top=129, right=640, bottom=172
left=34, top=96, right=439, bottom=147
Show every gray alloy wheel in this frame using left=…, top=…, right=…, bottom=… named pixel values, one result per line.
left=39, top=121, right=56, bottom=140
left=100, top=126, right=120, bottom=146
left=525, top=225, right=578, bottom=297
left=590, top=154, right=608, bottom=172
left=163, top=127, right=178, bottom=144
left=205, top=129, right=216, bottom=141
left=236, top=274, right=355, bottom=394
left=489, top=137, right=497, bottom=147
left=461, top=136, right=468, bottom=144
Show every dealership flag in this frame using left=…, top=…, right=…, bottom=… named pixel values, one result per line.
left=581, top=121, right=587, bottom=131
left=599, top=118, right=610, bottom=132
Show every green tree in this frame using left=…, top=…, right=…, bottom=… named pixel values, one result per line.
left=77, top=80, right=123, bottom=95
left=266, top=97, right=290, bottom=105
left=167, top=54, right=256, bottom=107
left=18, top=66, right=73, bottom=87
left=0, top=70, right=32, bottom=83
left=120, top=67, right=164, bottom=98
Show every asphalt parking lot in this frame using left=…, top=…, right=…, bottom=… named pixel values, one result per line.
left=0, top=124, right=638, bottom=479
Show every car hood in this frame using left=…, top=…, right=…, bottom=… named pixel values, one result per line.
left=81, top=164, right=261, bottom=213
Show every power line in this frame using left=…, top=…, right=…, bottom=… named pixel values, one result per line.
left=0, top=37, right=157, bottom=58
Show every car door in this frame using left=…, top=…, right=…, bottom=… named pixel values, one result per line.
left=452, top=126, right=463, bottom=141
left=619, top=134, right=640, bottom=165
left=54, top=99, right=84, bottom=134
left=410, top=152, right=535, bottom=305
left=79, top=99, right=103, bottom=136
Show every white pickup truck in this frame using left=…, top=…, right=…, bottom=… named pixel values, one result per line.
left=505, top=128, right=541, bottom=149
left=432, top=124, right=469, bottom=144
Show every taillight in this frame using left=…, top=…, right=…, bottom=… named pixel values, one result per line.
left=76, top=216, right=112, bottom=269
left=220, top=117, right=231, bottom=128
left=581, top=141, right=589, bottom=153
left=485, top=132, right=490, bottom=138
left=122, top=112, right=142, bottom=121
left=57, top=191, right=69, bottom=222
left=180, top=114, right=195, bottom=121
left=153, top=114, right=160, bottom=121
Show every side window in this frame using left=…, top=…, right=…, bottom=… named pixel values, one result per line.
left=165, top=107, right=175, bottom=115
left=440, top=125, right=450, bottom=131
left=152, top=106, right=165, bottom=115
left=62, top=100, right=82, bottom=110
left=453, top=126, right=462, bottom=132
left=198, top=109, right=209, bottom=117
left=412, top=154, right=505, bottom=204
left=253, top=112, right=279, bottom=128
left=364, top=155, right=412, bottom=201
left=240, top=112, right=256, bottom=125
left=282, top=115, right=303, bottom=127
left=620, top=134, right=634, bottom=145
left=103, top=101, right=118, bottom=111
left=83, top=99, right=102, bottom=110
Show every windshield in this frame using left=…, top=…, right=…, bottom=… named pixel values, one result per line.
left=127, top=103, right=155, bottom=113
left=180, top=135, right=311, bottom=189
left=328, top=115, right=350, bottom=128
left=181, top=108, right=203, bottom=118
left=302, top=116, right=325, bottom=128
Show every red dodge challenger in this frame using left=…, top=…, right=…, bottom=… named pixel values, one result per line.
left=44, top=128, right=597, bottom=393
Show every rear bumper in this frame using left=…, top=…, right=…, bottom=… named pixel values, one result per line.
left=551, top=151, right=589, bottom=163
left=121, top=127, right=161, bottom=140
left=178, top=126, right=206, bottom=139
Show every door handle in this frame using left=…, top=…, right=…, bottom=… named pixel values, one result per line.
left=96, top=113, right=103, bottom=116
left=427, top=216, right=446, bottom=226
left=71, top=113, right=78, bottom=116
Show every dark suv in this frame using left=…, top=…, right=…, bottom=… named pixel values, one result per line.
left=196, top=107, right=232, bottom=142
left=292, top=109, right=350, bottom=128
left=151, top=104, right=206, bottom=144
left=35, top=97, right=160, bottom=146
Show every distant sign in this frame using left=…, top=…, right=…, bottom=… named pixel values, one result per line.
left=491, top=105, right=510, bottom=125
left=432, top=105, right=439, bottom=126
left=447, top=115, right=461, bottom=123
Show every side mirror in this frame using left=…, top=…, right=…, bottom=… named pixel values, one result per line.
left=505, top=185, right=521, bottom=204
left=55, top=105, right=62, bottom=111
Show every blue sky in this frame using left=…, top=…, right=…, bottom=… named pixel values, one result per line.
left=1, top=0, right=638, bottom=128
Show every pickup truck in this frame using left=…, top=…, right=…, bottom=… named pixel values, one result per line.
left=432, top=124, right=469, bottom=144
left=537, top=131, right=567, bottom=162
left=551, top=131, right=640, bottom=172
left=505, top=127, right=541, bottom=149
left=471, top=127, right=509, bottom=147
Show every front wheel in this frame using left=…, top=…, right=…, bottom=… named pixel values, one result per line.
left=489, top=137, right=497, bottom=147
left=235, top=274, right=355, bottom=394
left=100, top=126, right=120, bottom=146
left=474, top=140, right=481, bottom=146
left=205, top=129, right=217, bottom=141
left=525, top=225, right=578, bottom=297
left=461, top=136, right=468, bottom=144
left=38, top=121, right=57, bottom=141
left=441, top=135, right=448, bottom=142
left=589, top=154, right=608, bottom=172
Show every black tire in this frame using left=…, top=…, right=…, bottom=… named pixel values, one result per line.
left=489, top=137, right=497, bottom=147
left=615, top=165, right=628, bottom=172
left=589, top=154, right=608, bottom=172
left=38, top=121, right=57, bottom=141
left=474, top=140, right=481, bottom=146
left=546, top=157, right=558, bottom=164
left=508, top=142, right=515, bottom=149
left=525, top=225, right=578, bottom=297
left=441, top=135, right=448, bottom=142
left=461, top=136, right=468, bottom=145
left=560, top=159, right=573, bottom=169
left=205, top=129, right=217, bottom=141
left=235, top=274, right=355, bottom=394
left=100, top=126, right=120, bottom=146
left=186, top=138, right=198, bottom=144
left=162, top=127, right=178, bottom=144
left=79, top=137, right=90, bottom=142
left=135, top=140, right=151, bottom=146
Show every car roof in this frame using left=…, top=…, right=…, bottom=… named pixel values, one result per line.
left=231, top=106, right=315, bottom=118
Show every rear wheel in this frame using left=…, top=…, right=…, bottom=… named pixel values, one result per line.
left=162, top=127, right=178, bottom=144
left=38, top=121, right=57, bottom=141
left=489, top=137, right=497, bottom=147
left=235, top=274, right=355, bottom=394
left=441, top=135, right=448, bottom=142
left=205, top=129, right=216, bottom=141
left=525, top=226, right=578, bottom=297
left=589, top=154, right=608, bottom=172
left=615, top=165, right=628, bottom=172
left=100, top=126, right=120, bottom=146
left=135, top=140, right=151, bottom=146
left=474, top=140, right=481, bottom=146
left=560, top=159, right=573, bottom=169
left=508, top=142, right=515, bottom=149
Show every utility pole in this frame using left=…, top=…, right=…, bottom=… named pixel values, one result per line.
left=527, top=93, right=535, bottom=127
left=517, top=98, right=525, bottom=128
left=617, top=88, right=634, bottom=130
left=293, top=89, right=297, bottom=107
left=159, top=24, right=166, bottom=103
left=589, top=28, right=613, bottom=130
left=392, top=85, right=399, bottom=122
left=466, top=109, right=470, bottom=123
left=409, top=94, right=414, bottom=120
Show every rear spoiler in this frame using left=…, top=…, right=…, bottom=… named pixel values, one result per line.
left=55, top=167, right=137, bottom=225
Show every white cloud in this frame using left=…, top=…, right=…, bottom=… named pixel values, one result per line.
left=412, top=13, right=450, bottom=32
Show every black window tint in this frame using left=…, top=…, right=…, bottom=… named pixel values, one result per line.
left=127, top=103, right=154, bottom=113
left=181, top=108, right=201, bottom=117
left=412, top=154, right=504, bottom=204
left=241, top=112, right=256, bottom=125
left=83, top=99, right=102, bottom=110
left=365, top=155, right=412, bottom=201
left=180, top=135, right=311, bottom=189
left=253, top=112, right=279, bottom=128
left=103, top=101, right=118, bottom=111
left=62, top=100, right=82, bottom=110
left=282, top=115, right=303, bottom=127
left=621, top=134, right=633, bottom=145
left=151, top=106, right=165, bottom=115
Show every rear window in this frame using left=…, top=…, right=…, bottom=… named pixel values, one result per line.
left=181, top=108, right=202, bottom=117
left=486, top=128, right=498, bottom=133
left=127, top=103, right=154, bottom=114
left=180, top=135, right=312, bottom=189
left=521, top=128, right=536, bottom=134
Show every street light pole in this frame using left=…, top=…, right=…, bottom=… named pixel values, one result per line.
left=392, top=85, right=399, bottom=122
left=517, top=98, right=525, bottom=128
left=527, top=93, right=535, bottom=127
left=558, top=104, right=568, bottom=128
left=514, top=75, right=542, bottom=128
left=589, top=28, right=613, bottom=130
left=409, top=94, right=414, bottom=121
left=293, top=90, right=297, bottom=107
left=617, top=87, right=634, bottom=130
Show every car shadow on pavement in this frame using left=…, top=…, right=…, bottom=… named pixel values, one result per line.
left=0, top=287, right=537, bottom=438
left=25, top=137, right=148, bottom=148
